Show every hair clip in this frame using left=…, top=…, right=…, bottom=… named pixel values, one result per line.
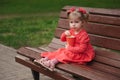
left=78, top=8, right=86, bottom=14
left=67, top=7, right=86, bottom=15
left=67, top=7, right=75, bottom=14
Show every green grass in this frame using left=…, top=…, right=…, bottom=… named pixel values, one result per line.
left=0, top=0, right=120, bottom=15
left=0, top=15, right=58, bottom=48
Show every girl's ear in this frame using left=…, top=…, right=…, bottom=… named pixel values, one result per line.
left=82, top=20, right=86, bottom=26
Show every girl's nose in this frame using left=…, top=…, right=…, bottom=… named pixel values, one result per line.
left=72, top=23, right=75, bottom=26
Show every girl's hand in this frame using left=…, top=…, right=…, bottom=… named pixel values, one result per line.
left=65, top=30, right=71, bottom=36
left=65, top=44, right=69, bottom=48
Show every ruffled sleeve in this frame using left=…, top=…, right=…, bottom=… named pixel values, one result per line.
left=67, top=31, right=90, bottom=54
left=60, top=32, right=67, bottom=42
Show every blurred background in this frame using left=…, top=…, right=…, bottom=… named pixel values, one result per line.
left=0, top=0, right=120, bottom=49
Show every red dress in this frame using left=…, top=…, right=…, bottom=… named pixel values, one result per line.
left=41, top=29, right=95, bottom=64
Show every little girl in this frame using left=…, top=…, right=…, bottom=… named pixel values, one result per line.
left=34, top=7, right=95, bottom=71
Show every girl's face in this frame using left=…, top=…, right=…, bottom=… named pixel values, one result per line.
left=69, top=18, right=83, bottom=31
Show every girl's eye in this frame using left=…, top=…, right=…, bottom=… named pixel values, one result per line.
left=69, top=20, right=80, bottom=23
left=70, top=21, right=73, bottom=23
left=75, top=21, right=79, bottom=23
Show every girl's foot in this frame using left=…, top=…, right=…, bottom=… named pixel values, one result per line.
left=40, top=60, right=55, bottom=71
left=40, top=59, right=58, bottom=71
left=34, top=57, right=48, bottom=65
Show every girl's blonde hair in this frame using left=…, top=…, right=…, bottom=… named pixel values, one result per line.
left=67, top=7, right=89, bottom=22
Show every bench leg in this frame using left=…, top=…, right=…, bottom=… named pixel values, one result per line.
left=31, top=69, right=39, bottom=80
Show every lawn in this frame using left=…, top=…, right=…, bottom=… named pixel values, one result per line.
left=0, top=15, right=58, bottom=48
left=0, top=0, right=120, bottom=49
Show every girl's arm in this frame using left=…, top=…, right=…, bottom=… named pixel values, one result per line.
left=60, top=32, right=67, bottom=42
left=60, top=30, right=71, bottom=42
left=67, top=33, right=90, bottom=53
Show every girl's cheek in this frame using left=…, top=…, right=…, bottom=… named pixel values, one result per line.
left=77, top=23, right=82, bottom=28
left=75, top=24, right=80, bottom=28
left=69, top=24, right=74, bottom=28
left=70, top=26, right=74, bottom=29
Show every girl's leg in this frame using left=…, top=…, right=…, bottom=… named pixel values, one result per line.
left=50, top=58, right=59, bottom=69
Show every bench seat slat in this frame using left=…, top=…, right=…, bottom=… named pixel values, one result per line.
left=38, top=47, right=55, bottom=52
left=89, top=61, right=120, bottom=77
left=57, top=63, right=120, bottom=80
left=95, top=49, right=120, bottom=61
left=94, top=55, right=120, bottom=68
left=48, top=42, right=64, bottom=49
left=17, top=47, right=42, bottom=59
left=51, top=38, right=66, bottom=46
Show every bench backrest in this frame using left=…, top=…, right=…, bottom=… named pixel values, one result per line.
left=48, top=6, right=120, bottom=69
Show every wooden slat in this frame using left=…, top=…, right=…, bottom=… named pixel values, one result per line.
left=94, top=55, right=120, bottom=68
left=62, top=6, right=120, bottom=17
left=89, top=34, right=120, bottom=51
left=55, top=28, right=65, bottom=38
left=58, top=18, right=120, bottom=39
left=17, top=47, right=43, bottom=59
left=57, top=18, right=69, bottom=29
left=51, top=38, right=66, bottom=46
left=85, top=23, right=120, bottom=39
left=38, top=46, right=56, bottom=52
left=89, top=14, right=120, bottom=26
left=60, top=8, right=120, bottom=26
left=48, top=42, right=65, bottom=49
left=57, top=63, right=120, bottom=80
left=89, top=62, right=120, bottom=77
left=95, top=48, right=120, bottom=61
left=55, top=28, right=120, bottom=50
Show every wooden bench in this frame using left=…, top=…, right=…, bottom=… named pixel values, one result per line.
left=15, top=6, right=120, bottom=80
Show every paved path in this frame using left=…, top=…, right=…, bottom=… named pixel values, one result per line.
left=0, top=44, right=53, bottom=80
